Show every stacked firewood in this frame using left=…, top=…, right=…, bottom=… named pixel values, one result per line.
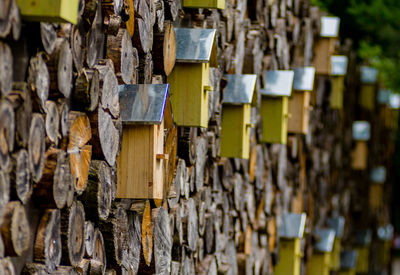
left=0, top=0, right=396, bottom=274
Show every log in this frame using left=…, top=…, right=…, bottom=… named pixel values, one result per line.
left=0, top=171, right=10, bottom=225
left=61, top=201, right=86, bottom=267
left=152, top=21, right=176, bottom=76
left=67, top=111, right=92, bottom=193
left=40, top=23, right=57, bottom=55
left=0, top=201, right=30, bottom=256
left=106, top=28, right=136, bottom=84
left=34, top=209, right=62, bottom=273
left=178, top=127, right=197, bottom=166
left=87, top=1, right=105, bottom=68
left=10, top=149, right=31, bottom=204
left=79, top=160, right=113, bottom=221
left=126, top=211, right=141, bottom=274
left=59, top=100, right=70, bottom=139
left=0, top=257, right=16, bottom=275
left=97, top=65, right=120, bottom=118
left=28, top=114, right=46, bottom=183
left=70, top=26, right=84, bottom=72
left=27, top=53, right=50, bottom=112
left=133, top=0, right=153, bottom=53
left=0, top=99, right=15, bottom=173
left=0, top=41, right=13, bottom=97
left=164, top=0, right=180, bottom=21
left=92, top=228, right=106, bottom=275
left=84, top=221, right=95, bottom=258
left=138, top=52, right=153, bottom=84
left=195, top=135, right=208, bottom=192
left=72, top=68, right=100, bottom=112
left=44, top=101, right=60, bottom=145
left=124, top=0, right=135, bottom=37
left=104, top=14, right=122, bottom=36
left=102, top=0, right=124, bottom=16
left=142, top=200, right=153, bottom=266
left=21, top=263, right=48, bottom=275
left=182, top=198, right=198, bottom=252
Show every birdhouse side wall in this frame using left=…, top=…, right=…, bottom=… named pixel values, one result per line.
left=288, top=91, right=311, bottom=134
left=260, top=97, right=289, bottom=144
left=351, top=141, right=368, bottom=170
left=330, top=76, right=345, bottom=109
left=355, top=246, right=369, bottom=273
left=308, top=252, right=331, bottom=275
left=183, top=0, right=225, bottom=9
left=359, top=84, right=376, bottom=110
left=314, top=38, right=336, bottom=75
left=274, top=238, right=302, bottom=275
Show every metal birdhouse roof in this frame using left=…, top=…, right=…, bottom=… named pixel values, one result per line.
left=370, top=166, right=386, bottom=183
left=354, top=230, right=372, bottom=246
left=360, top=66, right=378, bottom=84
left=341, top=250, right=358, bottom=270
left=378, top=89, right=391, bottom=104
left=261, top=70, right=294, bottom=97
left=377, top=224, right=394, bottom=241
left=314, top=228, right=336, bottom=253
left=389, top=93, right=400, bottom=109
left=320, top=16, right=340, bottom=37
left=326, top=217, right=345, bottom=238
left=175, top=28, right=217, bottom=66
left=119, top=84, right=169, bottom=125
left=293, top=67, right=315, bottom=91
left=280, top=213, right=307, bottom=239
left=223, top=74, right=257, bottom=105
left=352, top=121, right=371, bottom=141
left=331, top=55, right=348, bottom=76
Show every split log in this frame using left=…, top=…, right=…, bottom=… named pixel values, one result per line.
left=106, top=28, right=136, bottom=84
left=59, top=100, right=70, bottom=139
left=138, top=52, right=153, bottom=84
left=79, top=160, right=113, bottom=221
left=92, top=228, right=106, bottom=275
left=0, top=257, right=16, bottom=275
left=70, top=26, right=84, bottom=72
left=133, top=0, right=153, bottom=53
left=27, top=53, right=50, bottom=112
left=7, top=82, right=32, bottom=148
left=82, top=0, right=99, bottom=29
left=87, top=1, right=105, bottom=68
left=0, top=41, right=13, bottom=96
left=0, top=201, right=30, bottom=256
left=61, top=201, right=86, bottom=267
left=97, top=65, right=120, bottom=118
left=102, top=0, right=124, bottom=16
left=28, top=114, right=46, bottom=183
left=182, top=198, right=198, bottom=252
left=72, top=68, right=100, bottom=112
left=154, top=0, right=165, bottom=33
left=152, top=21, right=176, bottom=76
left=195, top=135, right=208, bottom=192
left=40, top=23, right=57, bottom=55
left=104, top=14, right=122, bottom=36
left=21, top=263, right=48, bottom=275
left=84, top=221, right=95, bottom=258
left=124, top=0, right=135, bottom=37
left=0, top=99, right=15, bottom=172
left=67, top=111, right=92, bottom=193
left=0, top=234, right=4, bottom=258
left=34, top=209, right=62, bottom=273
left=10, top=150, right=31, bottom=204
left=126, top=211, right=141, bottom=274
left=0, top=171, right=10, bottom=225
left=44, top=101, right=60, bottom=145
left=142, top=200, right=153, bottom=266
left=0, top=0, right=18, bottom=38
left=178, top=127, right=197, bottom=166
left=164, top=0, right=180, bottom=21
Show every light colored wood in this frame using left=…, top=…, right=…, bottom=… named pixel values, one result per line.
left=168, top=63, right=210, bottom=128
left=274, top=238, right=302, bottom=275
left=288, top=91, right=310, bottom=134
left=308, top=252, right=331, bottom=275
left=351, top=141, right=368, bottom=170
left=355, top=246, right=369, bottom=274
left=330, top=238, right=341, bottom=271
left=314, top=38, right=336, bottom=75
left=330, top=76, right=344, bottom=109
left=369, top=183, right=383, bottom=210
left=260, top=97, right=289, bottom=144
left=220, top=104, right=251, bottom=159
left=360, top=84, right=375, bottom=110
left=117, top=120, right=165, bottom=199
left=183, top=0, right=225, bottom=9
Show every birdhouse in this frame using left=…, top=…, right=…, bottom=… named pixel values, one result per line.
left=16, top=0, right=79, bottom=24
left=274, top=213, right=307, bottom=275
left=376, top=224, right=393, bottom=268
left=339, top=250, right=358, bottom=275
left=220, top=75, right=257, bottom=159
left=330, top=55, right=348, bottom=109
left=351, top=121, right=370, bottom=170
left=260, top=70, right=294, bottom=144
left=183, top=0, right=225, bottom=9
left=314, top=16, right=340, bottom=75
left=288, top=67, right=315, bottom=134
left=117, top=84, right=169, bottom=199
left=326, top=217, right=345, bottom=271
left=308, top=228, right=336, bottom=275
left=359, top=66, right=378, bottom=110
left=387, top=93, right=400, bottom=129
left=168, top=28, right=217, bottom=128
left=369, top=166, right=386, bottom=209
left=354, top=230, right=372, bottom=274
left=378, top=89, right=391, bottom=105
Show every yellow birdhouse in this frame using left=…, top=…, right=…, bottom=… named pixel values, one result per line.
left=308, top=228, right=336, bottom=275
left=260, top=70, right=294, bottom=144
left=369, top=166, right=386, bottom=210
left=388, top=93, right=400, bottom=130
left=220, top=75, right=257, bottom=159
left=354, top=230, right=372, bottom=274
left=351, top=121, right=370, bottom=170
left=274, top=213, right=307, bottom=275
left=330, top=55, right=348, bottom=109
left=376, top=225, right=393, bottom=268
left=326, top=217, right=345, bottom=271
left=314, top=16, right=340, bottom=75
left=168, top=28, right=217, bottom=128
left=288, top=67, right=315, bottom=134
left=16, top=0, right=80, bottom=24
left=359, top=66, right=378, bottom=110
left=117, top=84, right=170, bottom=199
left=183, top=0, right=225, bottom=9
left=339, top=250, right=358, bottom=275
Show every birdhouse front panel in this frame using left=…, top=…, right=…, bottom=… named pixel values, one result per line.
left=117, top=84, right=169, bottom=199
left=369, top=183, right=383, bottom=210
left=360, top=84, right=376, bottom=110
left=16, top=0, right=80, bottom=24
left=261, top=97, right=289, bottom=144
left=288, top=91, right=311, bottom=134
left=330, top=238, right=341, bottom=271
left=308, top=253, right=331, bottom=275
left=183, top=0, right=225, bottom=9
left=330, top=76, right=345, bottom=109
left=355, top=247, right=369, bottom=274
left=314, top=38, right=336, bottom=75
left=274, top=239, right=302, bottom=275
left=351, top=141, right=368, bottom=170
left=339, top=250, right=358, bottom=275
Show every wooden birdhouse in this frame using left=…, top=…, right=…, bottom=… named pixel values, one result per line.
left=274, top=213, right=307, bottom=275
left=369, top=166, right=386, bottom=210
left=117, top=84, right=169, bottom=199
left=351, top=121, right=370, bottom=170
left=326, top=217, right=345, bottom=271
left=168, top=28, right=217, bottom=128
left=220, top=74, right=257, bottom=159
left=260, top=70, right=294, bottom=144
left=183, top=0, right=225, bottom=9
left=16, top=0, right=79, bottom=24
left=387, top=93, right=400, bottom=129
left=314, top=16, right=340, bottom=75
left=288, top=67, right=315, bottom=134
left=330, top=55, right=348, bottom=109
left=354, top=230, right=372, bottom=274
left=308, top=228, right=336, bottom=275
left=376, top=224, right=393, bottom=268
left=339, top=250, right=358, bottom=275
left=359, top=66, right=378, bottom=110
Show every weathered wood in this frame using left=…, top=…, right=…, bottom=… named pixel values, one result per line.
left=44, top=100, right=60, bottom=145
left=0, top=257, right=16, bottom=275
left=40, top=23, right=57, bottom=55
left=0, top=171, right=10, bottom=226
left=59, top=100, right=70, bottom=138
left=34, top=209, right=62, bottom=273
left=87, top=1, right=105, bottom=68
left=28, top=114, right=46, bottom=183
left=178, top=127, right=197, bottom=166
left=0, top=201, right=30, bottom=257
left=104, top=14, right=122, bottom=36
left=97, top=65, right=120, bottom=118
left=133, top=0, right=153, bottom=53
left=70, top=26, right=84, bottom=72
left=182, top=198, right=198, bottom=252
left=138, top=52, right=153, bottom=84
left=10, top=150, right=31, bottom=204
left=21, top=263, right=48, bottom=275
left=92, top=228, right=106, bottom=275
left=142, top=200, right=153, bottom=266
left=27, top=53, right=50, bottom=112
left=61, top=201, right=86, bottom=267
left=84, top=221, right=95, bottom=258
left=72, top=68, right=100, bottom=112
left=0, top=41, right=13, bottom=97
left=152, top=21, right=176, bottom=76
left=0, top=99, right=15, bottom=173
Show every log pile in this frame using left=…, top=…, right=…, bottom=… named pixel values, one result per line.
left=0, top=0, right=396, bottom=274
